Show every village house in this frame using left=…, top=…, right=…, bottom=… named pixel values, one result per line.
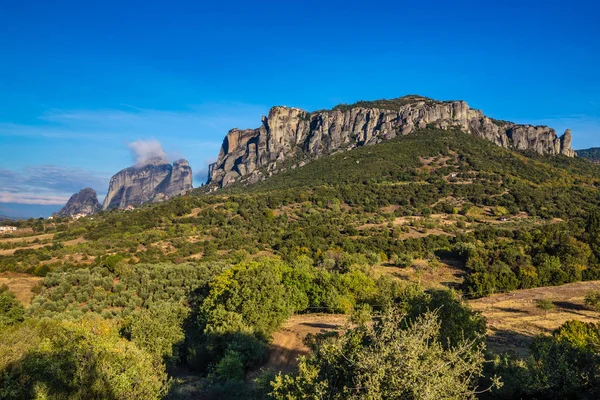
left=0, top=226, right=17, bottom=234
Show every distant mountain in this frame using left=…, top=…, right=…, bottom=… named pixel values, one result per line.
left=0, top=213, right=13, bottom=222
left=102, top=158, right=193, bottom=210
left=56, top=188, right=102, bottom=217
left=576, top=148, right=600, bottom=163
left=207, top=95, right=575, bottom=188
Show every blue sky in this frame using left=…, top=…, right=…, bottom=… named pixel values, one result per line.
left=0, top=0, right=599, bottom=218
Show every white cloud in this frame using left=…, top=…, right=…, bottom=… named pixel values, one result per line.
left=129, top=139, right=168, bottom=167
left=0, top=165, right=109, bottom=205
left=0, top=102, right=269, bottom=207
left=0, top=192, right=71, bottom=205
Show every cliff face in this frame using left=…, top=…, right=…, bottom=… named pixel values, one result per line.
left=207, top=97, right=575, bottom=188
left=102, top=159, right=192, bottom=210
left=57, top=188, right=101, bottom=216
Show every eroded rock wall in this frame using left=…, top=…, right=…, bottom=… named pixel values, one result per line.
left=208, top=98, right=575, bottom=188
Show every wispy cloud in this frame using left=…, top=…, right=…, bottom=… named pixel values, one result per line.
left=0, top=193, right=72, bottom=205
left=23, top=165, right=108, bottom=194
left=129, top=139, right=168, bottom=167
left=0, top=165, right=109, bottom=206
left=0, top=103, right=267, bottom=144
left=0, top=102, right=268, bottom=209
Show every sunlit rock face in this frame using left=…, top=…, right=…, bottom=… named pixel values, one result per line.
left=208, top=96, right=575, bottom=188
left=102, top=159, right=192, bottom=210
left=57, top=188, right=102, bottom=216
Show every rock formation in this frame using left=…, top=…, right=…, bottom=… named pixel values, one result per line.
left=207, top=96, right=576, bottom=188
left=102, top=159, right=193, bottom=210
left=57, top=188, right=102, bottom=216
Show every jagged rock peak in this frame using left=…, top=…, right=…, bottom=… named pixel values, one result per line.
left=207, top=96, right=576, bottom=188
left=57, top=188, right=101, bottom=217
left=102, top=159, right=193, bottom=210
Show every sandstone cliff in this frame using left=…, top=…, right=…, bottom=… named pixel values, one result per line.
left=57, top=188, right=101, bottom=216
left=102, top=159, right=192, bottom=210
left=207, top=96, right=575, bottom=188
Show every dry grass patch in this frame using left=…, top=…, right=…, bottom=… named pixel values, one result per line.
left=266, top=314, right=348, bottom=373
left=469, top=281, right=600, bottom=355
left=0, top=236, right=86, bottom=256
left=373, top=258, right=465, bottom=290
left=0, top=233, right=53, bottom=244
left=0, top=272, right=42, bottom=306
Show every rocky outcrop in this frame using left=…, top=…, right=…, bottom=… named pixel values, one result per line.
left=102, top=159, right=192, bottom=210
left=208, top=96, right=575, bottom=188
left=57, top=188, right=101, bottom=216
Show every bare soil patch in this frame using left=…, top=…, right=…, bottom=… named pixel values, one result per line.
left=469, top=281, right=600, bottom=355
left=266, top=314, right=348, bottom=373
left=0, top=272, right=42, bottom=306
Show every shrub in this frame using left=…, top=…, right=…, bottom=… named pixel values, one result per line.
left=584, top=290, right=600, bottom=312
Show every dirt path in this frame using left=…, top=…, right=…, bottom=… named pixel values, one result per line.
left=266, top=314, right=348, bottom=373
left=469, top=280, right=600, bottom=355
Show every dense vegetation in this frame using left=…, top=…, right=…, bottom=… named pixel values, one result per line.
left=272, top=308, right=500, bottom=399
left=2, top=129, right=600, bottom=398
left=577, top=147, right=600, bottom=163
left=330, top=95, right=452, bottom=112
left=1, top=255, right=490, bottom=398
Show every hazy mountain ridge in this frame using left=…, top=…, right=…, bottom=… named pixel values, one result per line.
left=577, top=147, right=600, bottom=163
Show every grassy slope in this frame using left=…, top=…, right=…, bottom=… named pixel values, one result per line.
left=5, top=128, right=600, bottom=278
left=222, top=129, right=600, bottom=193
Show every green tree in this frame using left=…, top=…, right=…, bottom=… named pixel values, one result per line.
left=128, top=301, right=189, bottom=365
left=585, top=290, right=600, bottom=312
left=0, top=286, right=25, bottom=327
left=405, top=289, right=487, bottom=348
left=271, top=307, right=501, bottom=399
left=524, top=321, right=600, bottom=398
left=0, top=318, right=168, bottom=399
left=536, top=299, right=555, bottom=316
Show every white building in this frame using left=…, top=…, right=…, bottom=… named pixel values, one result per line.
left=0, top=226, right=17, bottom=234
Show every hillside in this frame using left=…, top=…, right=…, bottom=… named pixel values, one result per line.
left=2, top=128, right=600, bottom=399
left=207, top=96, right=574, bottom=188
left=577, top=147, right=600, bottom=163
